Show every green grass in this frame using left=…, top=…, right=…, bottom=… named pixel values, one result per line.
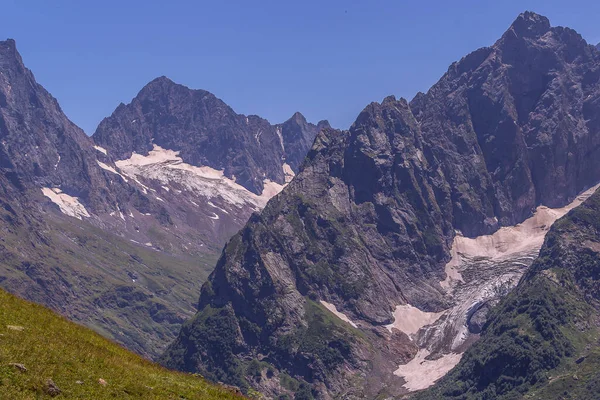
left=0, top=288, right=243, bottom=399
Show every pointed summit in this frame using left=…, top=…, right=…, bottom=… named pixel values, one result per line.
left=290, top=111, right=307, bottom=123
left=505, top=11, right=551, bottom=39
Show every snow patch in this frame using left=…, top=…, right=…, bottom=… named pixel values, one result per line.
left=208, top=201, right=229, bottom=214
left=320, top=301, right=358, bottom=328
left=115, top=144, right=286, bottom=209
left=97, top=161, right=129, bottom=182
left=385, top=305, right=443, bottom=336
left=41, top=188, right=90, bottom=220
left=283, top=163, right=295, bottom=183
left=441, top=183, right=600, bottom=287
left=394, top=349, right=462, bottom=391
left=93, top=145, right=108, bottom=155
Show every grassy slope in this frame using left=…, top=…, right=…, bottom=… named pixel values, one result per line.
left=0, top=206, right=219, bottom=358
left=0, top=288, right=243, bottom=399
left=414, top=190, right=600, bottom=400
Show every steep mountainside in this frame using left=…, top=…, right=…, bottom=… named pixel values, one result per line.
left=0, top=288, right=243, bottom=399
left=161, top=12, right=600, bottom=399
left=416, top=188, right=600, bottom=400
left=0, top=39, right=323, bottom=360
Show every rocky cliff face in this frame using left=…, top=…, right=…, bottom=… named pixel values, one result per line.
left=161, top=12, right=600, bottom=399
left=93, top=77, right=329, bottom=194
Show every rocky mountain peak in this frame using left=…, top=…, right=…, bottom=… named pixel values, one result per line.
left=93, top=77, right=325, bottom=194
left=506, top=11, right=551, bottom=39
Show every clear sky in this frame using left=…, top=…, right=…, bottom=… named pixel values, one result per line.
left=2, top=1, right=599, bottom=134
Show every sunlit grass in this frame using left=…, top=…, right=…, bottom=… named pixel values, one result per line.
left=0, top=289, right=243, bottom=399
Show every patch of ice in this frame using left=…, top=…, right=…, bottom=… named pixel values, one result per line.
left=115, top=144, right=286, bottom=209
left=208, top=201, right=229, bottom=214
left=276, top=127, right=285, bottom=151
left=93, top=145, right=108, bottom=155
left=208, top=212, right=219, bottom=220
left=320, top=301, right=358, bottom=328
left=385, top=305, right=443, bottom=336
left=441, top=183, right=600, bottom=288
left=96, top=161, right=129, bottom=182
left=394, top=349, right=462, bottom=391
left=41, top=188, right=90, bottom=220
left=283, top=163, right=295, bottom=184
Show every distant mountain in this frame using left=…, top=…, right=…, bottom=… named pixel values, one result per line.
left=93, top=76, right=329, bottom=194
left=416, top=187, right=600, bottom=399
left=0, top=39, right=325, bottom=360
left=161, top=12, right=600, bottom=398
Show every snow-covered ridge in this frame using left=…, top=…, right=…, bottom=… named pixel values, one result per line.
left=114, top=145, right=286, bottom=210
left=41, top=188, right=90, bottom=220
left=390, top=183, right=600, bottom=392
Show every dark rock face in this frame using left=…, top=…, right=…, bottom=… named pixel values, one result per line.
left=93, top=77, right=327, bottom=194
left=162, top=12, right=600, bottom=398
left=275, top=112, right=331, bottom=173
left=0, top=39, right=124, bottom=213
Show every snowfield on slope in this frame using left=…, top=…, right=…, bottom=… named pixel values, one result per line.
left=41, top=188, right=90, bottom=220
left=114, top=145, right=286, bottom=210
left=390, top=183, right=600, bottom=392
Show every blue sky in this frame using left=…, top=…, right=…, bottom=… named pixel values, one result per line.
left=2, top=1, right=600, bottom=134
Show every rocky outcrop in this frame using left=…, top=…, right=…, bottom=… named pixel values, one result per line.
left=93, top=77, right=328, bottom=194
left=161, top=12, right=600, bottom=399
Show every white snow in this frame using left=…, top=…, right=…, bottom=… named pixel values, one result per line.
left=114, top=144, right=287, bottom=210
left=276, top=127, right=285, bottom=151
left=320, top=301, right=358, bottom=328
left=54, top=155, right=61, bottom=169
left=283, top=163, right=295, bottom=183
left=41, top=188, right=90, bottom=220
left=208, top=201, right=230, bottom=214
left=390, top=183, right=600, bottom=392
left=96, top=161, right=129, bottom=182
left=385, top=305, right=444, bottom=336
left=441, top=183, right=600, bottom=288
left=208, top=212, right=220, bottom=220
left=93, top=145, right=108, bottom=155
left=393, top=349, right=462, bottom=391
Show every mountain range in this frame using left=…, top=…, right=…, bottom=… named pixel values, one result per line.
left=160, top=11, right=600, bottom=399
left=0, top=37, right=325, bottom=359
left=2, top=9, right=600, bottom=400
